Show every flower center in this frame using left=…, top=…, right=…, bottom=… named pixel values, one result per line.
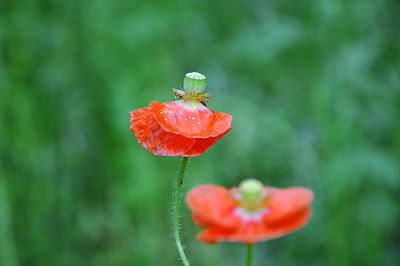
left=172, top=72, right=212, bottom=105
left=233, top=207, right=269, bottom=222
left=232, top=179, right=269, bottom=212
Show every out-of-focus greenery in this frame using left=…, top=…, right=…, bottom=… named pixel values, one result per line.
left=1, top=0, right=400, bottom=265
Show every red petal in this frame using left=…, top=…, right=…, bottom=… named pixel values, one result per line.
left=186, top=185, right=240, bottom=229
left=198, top=207, right=312, bottom=244
left=150, top=101, right=232, bottom=138
left=182, top=126, right=232, bottom=157
left=264, top=187, right=314, bottom=223
left=130, top=107, right=195, bottom=156
left=191, top=213, right=213, bottom=228
left=197, top=226, right=237, bottom=244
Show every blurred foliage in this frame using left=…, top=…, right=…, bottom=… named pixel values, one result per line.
left=1, top=0, right=400, bottom=265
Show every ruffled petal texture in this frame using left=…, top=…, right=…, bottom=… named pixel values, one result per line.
left=130, top=107, right=195, bottom=156
left=150, top=101, right=232, bottom=138
left=186, top=185, right=314, bottom=244
left=130, top=101, right=232, bottom=157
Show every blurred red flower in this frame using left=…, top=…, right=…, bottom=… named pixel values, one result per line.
left=186, top=180, right=314, bottom=244
left=130, top=100, right=232, bottom=157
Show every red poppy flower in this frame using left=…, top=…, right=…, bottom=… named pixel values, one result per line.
left=130, top=72, right=232, bottom=157
left=186, top=179, right=314, bottom=244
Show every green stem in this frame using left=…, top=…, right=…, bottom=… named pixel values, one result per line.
left=246, top=244, right=254, bottom=266
left=173, top=156, right=190, bottom=266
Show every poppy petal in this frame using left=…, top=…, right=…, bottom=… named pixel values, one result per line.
left=197, top=226, right=238, bottom=244
left=182, top=126, right=232, bottom=157
left=191, top=213, right=213, bottom=228
left=264, top=187, right=314, bottom=223
left=150, top=101, right=232, bottom=138
left=186, top=185, right=240, bottom=229
left=130, top=107, right=195, bottom=156
left=198, top=207, right=312, bottom=244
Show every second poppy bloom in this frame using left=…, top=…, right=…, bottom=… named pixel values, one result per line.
left=186, top=179, right=314, bottom=244
left=130, top=72, right=232, bottom=157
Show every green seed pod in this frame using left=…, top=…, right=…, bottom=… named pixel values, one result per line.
left=183, top=72, right=206, bottom=93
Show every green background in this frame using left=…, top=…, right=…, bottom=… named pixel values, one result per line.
left=1, top=0, right=400, bottom=265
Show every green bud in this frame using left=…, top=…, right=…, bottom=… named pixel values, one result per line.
left=239, top=179, right=263, bottom=202
left=183, top=72, right=206, bottom=93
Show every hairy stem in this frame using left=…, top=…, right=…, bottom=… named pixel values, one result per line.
left=173, top=156, right=190, bottom=266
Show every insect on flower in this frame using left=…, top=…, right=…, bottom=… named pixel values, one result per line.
left=186, top=179, right=314, bottom=244
left=130, top=72, right=232, bottom=157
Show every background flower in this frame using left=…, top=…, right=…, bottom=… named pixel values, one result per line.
left=186, top=181, right=313, bottom=244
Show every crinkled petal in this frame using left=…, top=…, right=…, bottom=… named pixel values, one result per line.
left=150, top=101, right=232, bottom=138
left=198, top=207, right=312, bottom=244
left=186, top=185, right=240, bottom=229
left=263, top=187, right=314, bottom=223
left=130, top=107, right=195, bottom=156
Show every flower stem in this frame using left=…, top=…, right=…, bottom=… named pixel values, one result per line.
left=173, top=156, right=190, bottom=266
left=246, top=244, right=254, bottom=266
